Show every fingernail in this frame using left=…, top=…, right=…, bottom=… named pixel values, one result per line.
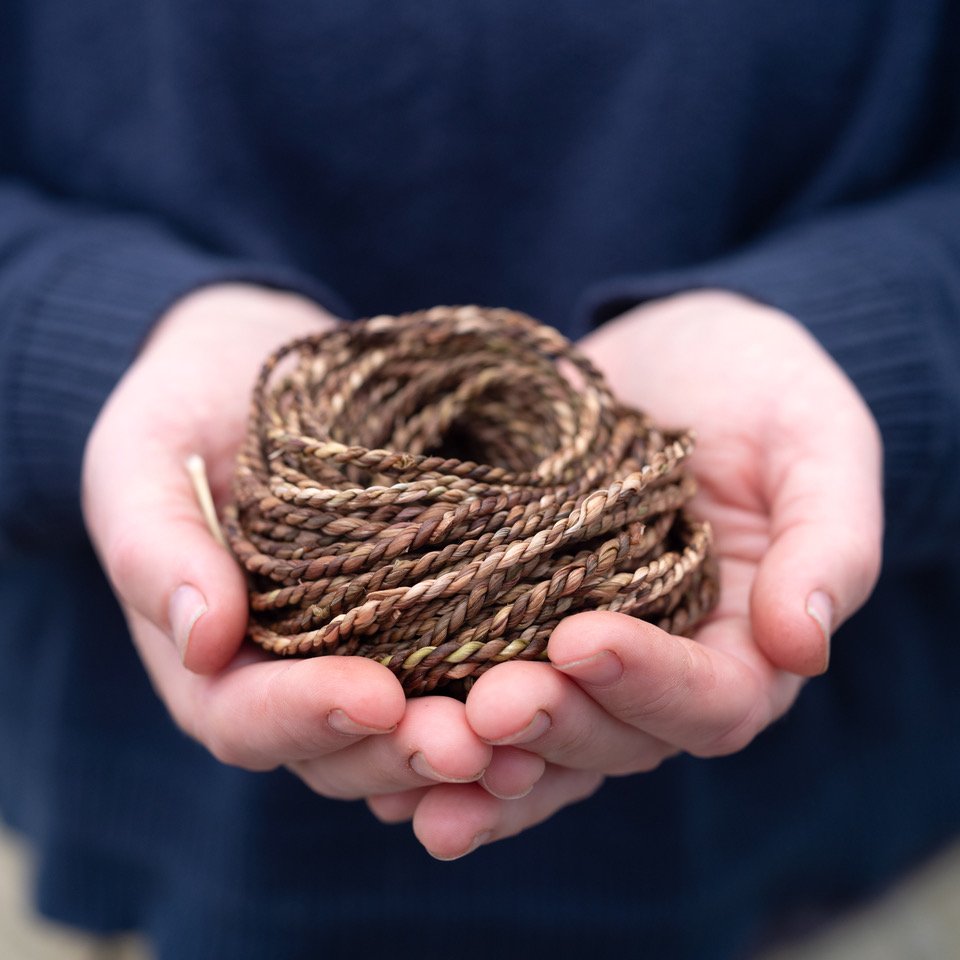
left=485, top=710, right=552, bottom=746
left=409, top=752, right=484, bottom=784
left=553, top=650, right=623, bottom=685
left=428, top=831, right=493, bottom=862
left=327, top=709, right=397, bottom=737
left=806, top=590, right=834, bottom=672
left=480, top=776, right=535, bottom=801
left=169, top=584, right=207, bottom=661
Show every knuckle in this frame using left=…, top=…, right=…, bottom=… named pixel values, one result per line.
left=261, top=667, right=325, bottom=758
left=192, top=694, right=269, bottom=772
left=694, top=702, right=764, bottom=758
left=619, top=641, right=704, bottom=728
left=203, top=726, right=251, bottom=769
left=549, top=722, right=602, bottom=765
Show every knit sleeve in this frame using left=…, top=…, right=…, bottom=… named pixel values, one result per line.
left=580, top=165, right=960, bottom=567
left=0, top=180, right=349, bottom=553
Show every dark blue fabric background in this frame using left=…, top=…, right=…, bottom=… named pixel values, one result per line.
left=1, top=2, right=959, bottom=957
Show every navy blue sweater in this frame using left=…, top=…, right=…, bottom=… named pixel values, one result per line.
left=2, top=2, right=960, bottom=958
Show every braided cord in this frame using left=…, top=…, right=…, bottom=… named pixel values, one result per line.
left=224, top=306, right=718, bottom=695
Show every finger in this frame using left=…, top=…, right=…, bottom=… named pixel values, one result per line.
left=291, top=696, right=491, bottom=800
left=84, top=412, right=248, bottom=674
left=367, top=788, right=429, bottom=824
left=754, top=434, right=883, bottom=675
left=479, top=746, right=547, bottom=800
left=412, top=766, right=603, bottom=861
left=547, top=610, right=801, bottom=757
left=129, top=610, right=406, bottom=769
left=467, top=661, right=672, bottom=774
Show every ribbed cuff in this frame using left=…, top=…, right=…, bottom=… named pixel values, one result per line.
left=2, top=222, right=349, bottom=546
left=579, top=211, right=959, bottom=559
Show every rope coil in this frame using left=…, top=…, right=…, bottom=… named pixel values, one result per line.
left=223, top=305, right=718, bottom=696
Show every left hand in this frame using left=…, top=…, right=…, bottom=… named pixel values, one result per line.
left=368, top=290, right=883, bottom=859
left=82, top=285, right=533, bottom=809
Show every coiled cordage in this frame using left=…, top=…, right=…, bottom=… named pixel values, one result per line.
left=223, top=306, right=718, bottom=696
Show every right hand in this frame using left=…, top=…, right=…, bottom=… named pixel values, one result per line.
left=81, top=284, right=526, bottom=805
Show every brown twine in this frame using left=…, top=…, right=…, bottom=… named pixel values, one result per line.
left=222, top=305, right=719, bottom=696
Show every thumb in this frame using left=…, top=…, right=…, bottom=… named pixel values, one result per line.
left=751, top=438, right=883, bottom=677
left=84, top=426, right=248, bottom=675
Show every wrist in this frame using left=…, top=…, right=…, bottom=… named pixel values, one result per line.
left=145, top=282, right=340, bottom=357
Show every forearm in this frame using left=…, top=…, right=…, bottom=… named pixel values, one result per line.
left=0, top=179, right=346, bottom=552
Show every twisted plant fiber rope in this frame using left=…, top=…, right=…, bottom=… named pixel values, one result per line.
left=223, top=305, right=718, bottom=696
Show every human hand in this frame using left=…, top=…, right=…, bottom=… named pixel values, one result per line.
left=81, top=284, right=504, bottom=803
left=372, top=289, right=883, bottom=856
